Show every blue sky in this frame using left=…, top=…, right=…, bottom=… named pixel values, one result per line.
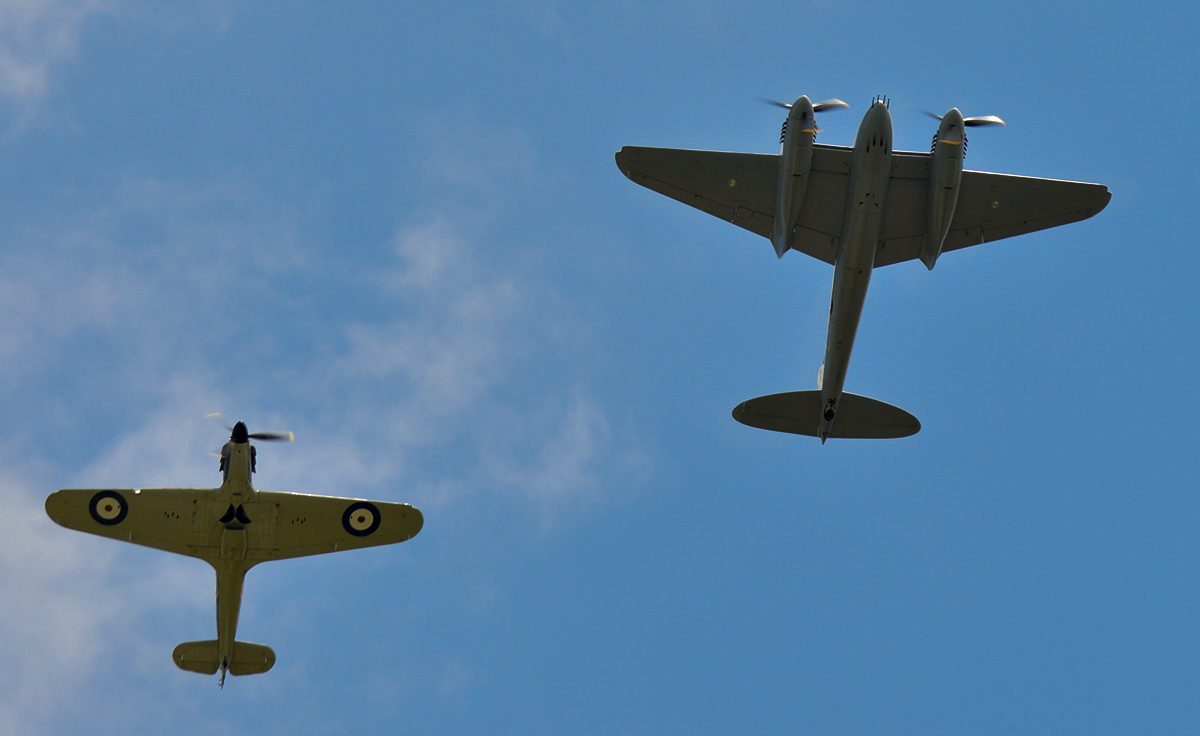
left=2, top=1, right=1197, bottom=733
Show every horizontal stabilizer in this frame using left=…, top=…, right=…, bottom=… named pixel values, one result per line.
left=173, top=640, right=220, bottom=675
left=228, top=642, right=276, bottom=675
left=733, top=390, right=920, bottom=439
left=173, top=640, right=276, bottom=676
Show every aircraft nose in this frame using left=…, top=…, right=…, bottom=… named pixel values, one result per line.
left=867, top=99, right=893, bottom=125
left=231, top=421, right=249, bottom=444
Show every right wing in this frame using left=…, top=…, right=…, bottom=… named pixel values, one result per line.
left=615, top=145, right=778, bottom=237
left=245, top=491, right=423, bottom=562
left=46, top=488, right=220, bottom=559
left=615, top=144, right=850, bottom=265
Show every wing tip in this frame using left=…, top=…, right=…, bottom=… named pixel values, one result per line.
left=614, top=147, right=633, bottom=177
left=44, top=490, right=67, bottom=525
left=406, top=505, right=425, bottom=540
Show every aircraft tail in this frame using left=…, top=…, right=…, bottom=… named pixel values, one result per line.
left=732, top=390, right=920, bottom=439
left=173, top=640, right=276, bottom=677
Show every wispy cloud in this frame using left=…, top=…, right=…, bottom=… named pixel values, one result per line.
left=346, top=220, right=524, bottom=416
left=483, top=393, right=620, bottom=528
left=0, top=87, right=647, bottom=731
left=0, top=461, right=212, bottom=734
left=272, top=211, right=642, bottom=527
left=0, top=174, right=312, bottom=731
left=0, top=0, right=113, bottom=124
left=0, top=1, right=238, bottom=128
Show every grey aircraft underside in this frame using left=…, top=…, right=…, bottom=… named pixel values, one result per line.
left=44, top=421, right=423, bottom=685
left=615, top=95, right=1111, bottom=441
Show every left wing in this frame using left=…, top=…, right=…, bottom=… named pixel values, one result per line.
left=46, top=488, right=220, bottom=559
left=246, top=491, right=423, bottom=562
left=874, top=155, right=1112, bottom=267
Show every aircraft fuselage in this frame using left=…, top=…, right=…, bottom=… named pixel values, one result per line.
left=818, top=99, right=893, bottom=441
left=213, top=424, right=258, bottom=684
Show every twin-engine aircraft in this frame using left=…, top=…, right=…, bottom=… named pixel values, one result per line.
left=44, top=421, right=423, bottom=686
left=616, top=95, right=1111, bottom=441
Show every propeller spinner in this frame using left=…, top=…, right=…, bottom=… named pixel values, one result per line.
left=759, top=95, right=850, bottom=141
left=922, top=109, right=1005, bottom=127
left=231, top=421, right=293, bottom=444
left=756, top=96, right=850, bottom=113
left=208, top=414, right=293, bottom=444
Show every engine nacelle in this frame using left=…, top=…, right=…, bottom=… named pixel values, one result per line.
left=921, top=109, right=967, bottom=270
left=771, top=96, right=817, bottom=258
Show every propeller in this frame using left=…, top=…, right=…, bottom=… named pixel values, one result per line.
left=248, top=430, right=294, bottom=442
left=755, top=96, right=850, bottom=112
left=921, top=109, right=1006, bottom=127
left=206, top=413, right=294, bottom=443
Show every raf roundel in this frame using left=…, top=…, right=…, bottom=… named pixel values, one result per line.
left=342, top=501, right=381, bottom=537
left=89, top=490, right=128, bottom=525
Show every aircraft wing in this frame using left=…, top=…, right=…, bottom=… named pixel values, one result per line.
left=46, top=488, right=423, bottom=563
left=873, top=153, right=1112, bottom=267
left=245, top=491, right=423, bottom=562
left=615, top=145, right=1110, bottom=268
left=614, top=144, right=858, bottom=264
left=615, top=145, right=778, bottom=232
left=45, top=488, right=221, bottom=560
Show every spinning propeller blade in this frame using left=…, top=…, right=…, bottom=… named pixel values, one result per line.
left=248, top=431, right=294, bottom=442
left=962, top=115, right=1005, bottom=127
left=756, top=96, right=850, bottom=112
left=209, top=414, right=295, bottom=443
left=205, top=412, right=232, bottom=431
left=812, top=98, right=850, bottom=112
left=754, top=95, right=793, bottom=109
left=922, top=109, right=1006, bottom=127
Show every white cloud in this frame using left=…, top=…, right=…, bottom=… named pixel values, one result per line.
left=71, top=373, right=232, bottom=488
left=0, top=0, right=111, bottom=123
left=0, top=156, right=641, bottom=515
left=0, top=91, right=648, bottom=729
left=0, top=1, right=238, bottom=127
left=0, top=178, right=312, bottom=730
left=0, top=463, right=211, bottom=733
left=236, top=213, right=622, bottom=529
left=343, top=220, right=524, bottom=424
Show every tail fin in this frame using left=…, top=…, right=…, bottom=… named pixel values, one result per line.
left=173, top=640, right=276, bottom=677
left=733, top=390, right=920, bottom=439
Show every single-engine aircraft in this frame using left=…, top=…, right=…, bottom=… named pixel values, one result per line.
left=44, top=421, right=423, bottom=685
left=615, top=95, right=1110, bottom=441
